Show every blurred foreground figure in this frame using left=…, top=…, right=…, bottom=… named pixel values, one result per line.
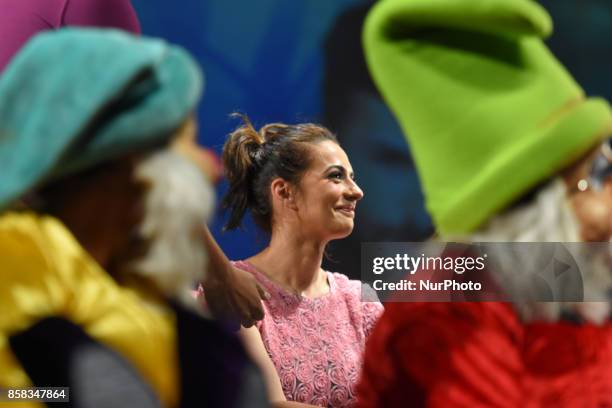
left=0, top=29, right=267, bottom=408
left=358, top=0, right=612, bottom=406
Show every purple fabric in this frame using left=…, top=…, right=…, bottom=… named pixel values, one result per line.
left=0, top=0, right=140, bottom=71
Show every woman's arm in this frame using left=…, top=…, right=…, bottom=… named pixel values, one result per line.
left=238, top=326, right=317, bottom=408
left=239, top=326, right=286, bottom=402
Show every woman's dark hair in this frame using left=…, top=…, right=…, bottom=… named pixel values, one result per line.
left=222, top=114, right=338, bottom=232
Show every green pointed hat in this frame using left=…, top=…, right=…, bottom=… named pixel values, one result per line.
left=363, top=0, right=612, bottom=235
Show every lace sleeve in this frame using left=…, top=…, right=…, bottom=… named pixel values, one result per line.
left=362, top=296, right=384, bottom=338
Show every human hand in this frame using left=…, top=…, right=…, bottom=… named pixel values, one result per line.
left=204, top=264, right=269, bottom=329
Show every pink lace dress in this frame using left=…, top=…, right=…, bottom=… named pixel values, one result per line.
left=233, top=261, right=383, bottom=407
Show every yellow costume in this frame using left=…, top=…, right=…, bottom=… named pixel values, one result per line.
left=0, top=28, right=267, bottom=408
left=0, top=212, right=179, bottom=408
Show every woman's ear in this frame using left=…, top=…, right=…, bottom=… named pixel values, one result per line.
left=270, top=178, right=297, bottom=210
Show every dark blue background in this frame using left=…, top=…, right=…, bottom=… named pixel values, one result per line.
left=131, top=0, right=612, bottom=278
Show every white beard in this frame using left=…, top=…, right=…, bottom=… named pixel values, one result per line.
left=128, top=149, right=215, bottom=308
left=448, top=178, right=611, bottom=324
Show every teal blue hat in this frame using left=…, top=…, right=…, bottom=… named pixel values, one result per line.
left=0, top=28, right=203, bottom=209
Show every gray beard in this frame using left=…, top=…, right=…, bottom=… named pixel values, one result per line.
left=128, top=149, right=215, bottom=307
left=448, top=178, right=611, bottom=324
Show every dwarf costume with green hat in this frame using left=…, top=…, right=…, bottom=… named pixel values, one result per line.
left=356, top=0, right=612, bottom=406
left=0, top=29, right=265, bottom=408
left=363, top=0, right=612, bottom=236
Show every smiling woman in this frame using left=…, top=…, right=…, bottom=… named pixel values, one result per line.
left=202, top=115, right=384, bottom=407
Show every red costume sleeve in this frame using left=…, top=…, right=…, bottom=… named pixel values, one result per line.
left=357, top=302, right=524, bottom=407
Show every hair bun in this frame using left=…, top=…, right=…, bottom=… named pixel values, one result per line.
left=258, top=123, right=289, bottom=143
left=222, top=114, right=337, bottom=232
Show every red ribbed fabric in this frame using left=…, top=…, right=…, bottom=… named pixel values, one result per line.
left=357, top=302, right=612, bottom=407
